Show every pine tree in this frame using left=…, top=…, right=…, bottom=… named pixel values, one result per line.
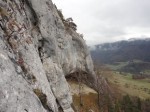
left=137, top=98, right=141, bottom=111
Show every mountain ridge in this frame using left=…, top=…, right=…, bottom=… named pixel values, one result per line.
left=90, top=38, right=150, bottom=64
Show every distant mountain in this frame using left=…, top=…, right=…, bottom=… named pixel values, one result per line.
left=90, top=38, right=150, bottom=64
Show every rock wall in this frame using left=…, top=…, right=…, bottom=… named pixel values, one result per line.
left=0, top=0, right=97, bottom=112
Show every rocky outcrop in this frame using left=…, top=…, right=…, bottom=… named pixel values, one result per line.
left=0, top=0, right=97, bottom=112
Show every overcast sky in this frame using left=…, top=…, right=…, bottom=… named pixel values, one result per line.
left=52, top=0, right=150, bottom=46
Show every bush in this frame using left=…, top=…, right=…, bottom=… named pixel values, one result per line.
left=57, top=9, right=77, bottom=31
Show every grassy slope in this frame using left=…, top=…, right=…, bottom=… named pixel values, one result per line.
left=101, top=69, right=150, bottom=99
left=105, top=62, right=129, bottom=70
left=67, top=64, right=150, bottom=111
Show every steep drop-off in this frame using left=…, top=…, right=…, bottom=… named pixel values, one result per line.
left=0, top=0, right=98, bottom=112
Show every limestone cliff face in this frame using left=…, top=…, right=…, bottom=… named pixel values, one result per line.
left=0, top=0, right=97, bottom=112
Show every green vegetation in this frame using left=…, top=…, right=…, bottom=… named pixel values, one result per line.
left=91, top=39, right=150, bottom=64
left=105, top=60, right=150, bottom=74
left=96, top=65, right=150, bottom=112
left=91, top=39, right=150, bottom=111
left=106, top=95, right=150, bottom=112
left=107, top=95, right=142, bottom=112
left=105, top=61, right=129, bottom=70
left=69, top=64, right=150, bottom=112
left=57, top=9, right=77, bottom=31
left=107, top=71, right=150, bottom=99
left=103, top=60, right=150, bottom=99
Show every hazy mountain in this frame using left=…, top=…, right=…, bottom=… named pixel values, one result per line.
left=90, top=38, right=150, bottom=64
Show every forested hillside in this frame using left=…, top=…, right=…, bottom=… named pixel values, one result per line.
left=91, top=39, right=150, bottom=64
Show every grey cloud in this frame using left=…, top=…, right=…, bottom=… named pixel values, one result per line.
left=53, top=0, right=150, bottom=45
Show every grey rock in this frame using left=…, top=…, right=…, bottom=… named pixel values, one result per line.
left=0, top=0, right=98, bottom=112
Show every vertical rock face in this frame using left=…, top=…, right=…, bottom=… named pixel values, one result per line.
left=0, top=0, right=97, bottom=112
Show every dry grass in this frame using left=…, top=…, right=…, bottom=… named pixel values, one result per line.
left=68, top=80, right=97, bottom=95
left=73, top=93, right=100, bottom=112
left=0, top=7, right=8, bottom=16
left=67, top=79, right=101, bottom=112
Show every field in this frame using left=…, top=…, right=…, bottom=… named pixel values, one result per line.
left=105, top=60, right=150, bottom=74
left=100, top=66, right=150, bottom=99
left=105, top=62, right=129, bottom=70
left=67, top=63, right=150, bottom=112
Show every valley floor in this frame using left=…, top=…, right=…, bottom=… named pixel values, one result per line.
left=99, top=66, right=150, bottom=99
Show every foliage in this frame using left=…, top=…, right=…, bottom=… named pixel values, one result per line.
left=142, top=99, right=150, bottom=112
left=121, top=95, right=134, bottom=112
left=57, top=9, right=77, bottom=31
left=102, top=95, right=150, bottom=112
left=94, top=64, right=150, bottom=112
left=106, top=95, right=144, bottom=112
